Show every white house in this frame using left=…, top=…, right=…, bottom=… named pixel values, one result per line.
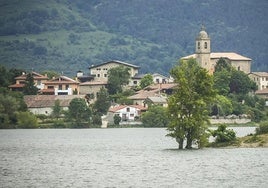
left=107, top=105, right=147, bottom=124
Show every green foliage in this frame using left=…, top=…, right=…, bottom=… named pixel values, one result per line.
left=92, top=114, right=102, bottom=126
left=67, top=98, right=91, bottom=128
left=210, top=124, right=236, bottom=143
left=211, top=95, right=233, bottom=116
left=256, top=121, right=268, bottom=135
left=23, top=73, right=38, bottom=95
left=41, top=70, right=60, bottom=79
left=0, top=90, right=27, bottom=128
left=107, top=66, right=131, bottom=95
left=51, top=99, right=62, bottom=119
left=113, top=114, right=121, bottom=125
left=52, top=119, right=66, bottom=128
left=16, top=111, right=38, bottom=129
left=214, top=58, right=232, bottom=73
left=229, top=70, right=257, bottom=94
left=140, top=74, right=153, bottom=89
left=167, top=59, right=216, bottom=149
left=93, top=87, right=110, bottom=115
left=141, top=105, right=169, bottom=127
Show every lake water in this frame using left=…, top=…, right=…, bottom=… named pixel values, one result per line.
left=1, top=127, right=268, bottom=188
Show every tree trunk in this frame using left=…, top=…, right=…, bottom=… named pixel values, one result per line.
left=176, top=137, right=184, bottom=149
left=185, top=133, right=193, bottom=149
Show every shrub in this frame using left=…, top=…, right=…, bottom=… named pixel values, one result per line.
left=256, top=121, right=268, bottom=135
left=16, top=111, right=38, bottom=128
left=211, top=124, right=236, bottom=143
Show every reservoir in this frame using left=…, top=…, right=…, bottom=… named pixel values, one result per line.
left=0, top=127, right=267, bottom=187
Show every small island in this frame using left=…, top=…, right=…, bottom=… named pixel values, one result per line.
left=209, top=122, right=268, bottom=148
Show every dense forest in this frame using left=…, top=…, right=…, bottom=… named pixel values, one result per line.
left=0, top=0, right=267, bottom=76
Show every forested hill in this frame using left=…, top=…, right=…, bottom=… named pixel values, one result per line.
left=0, top=0, right=267, bottom=76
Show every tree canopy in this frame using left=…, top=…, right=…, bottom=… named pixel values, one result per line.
left=107, top=65, right=131, bottom=95
left=167, top=59, right=216, bottom=149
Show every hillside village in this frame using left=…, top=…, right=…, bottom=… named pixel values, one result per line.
left=6, top=27, right=268, bottom=126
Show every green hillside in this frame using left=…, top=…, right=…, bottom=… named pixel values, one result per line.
left=0, top=0, right=267, bottom=76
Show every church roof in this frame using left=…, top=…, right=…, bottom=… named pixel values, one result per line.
left=210, top=52, right=251, bottom=61
left=181, top=52, right=251, bottom=61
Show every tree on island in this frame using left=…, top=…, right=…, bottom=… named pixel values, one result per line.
left=167, top=59, right=216, bottom=149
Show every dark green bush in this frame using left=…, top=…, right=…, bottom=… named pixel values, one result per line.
left=211, top=124, right=236, bottom=143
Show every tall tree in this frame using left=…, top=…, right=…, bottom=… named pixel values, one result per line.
left=167, top=59, right=216, bottom=149
left=67, top=98, right=91, bottom=128
left=93, top=87, right=110, bottom=115
left=51, top=99, right=62, bottom=119
left=107, top=66, right=130, bottom=95
left=23, top=73, right=38, bottom=95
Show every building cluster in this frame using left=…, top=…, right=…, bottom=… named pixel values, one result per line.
left=8, top=26, right=268, bottom=124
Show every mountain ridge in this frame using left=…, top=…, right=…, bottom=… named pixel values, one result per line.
left=0, top=0, right=267, bottom=76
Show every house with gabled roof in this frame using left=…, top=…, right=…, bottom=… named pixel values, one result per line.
left=89, top=60, right=140, bottom=84
left=106, top=104, right=147, bottom=124
left=40, top=75, right=80, bottom=95
left=9, top=71, right=48, bottom=92
left=152, top=73, right=173, bottom=84
left=128, top=83, right=177, bottom=106
left=24, top=95, right=86, bottom=115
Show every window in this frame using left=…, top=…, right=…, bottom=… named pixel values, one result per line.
left=48, top=86, right=54, bottom=89
left=59, top=85, right=62, bottom=90
left=204, top=42, right=207, bottom=49
left=130, top=114, right=134, bottom=117
left=97, top=74, right=100, bottom=77
left=66, top=84, right=69, bottom=89
left=104, top=74, right=107, bottom=77
left=237, top=66, right=241, bottom=71
left=126, top=107, right=130, bottom=112
left=198, top=42, right=200, bottom=49
left=156, top=78, right=160, bottom=83
left=133, top=81, right=137, bottom=85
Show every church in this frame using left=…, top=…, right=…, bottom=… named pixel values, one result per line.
left=181, top=26, right=251, bottom=74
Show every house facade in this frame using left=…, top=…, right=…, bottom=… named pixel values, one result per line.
left=128, top=83, right=177, bottom=106
left=181, top=26, right=251, bottom=74
left=41, top=75, right=80, bottom=95
left=79, top=81, right=108, bottom=103
left=89, top=60, right=140, bottom=84
left=24, top=95, right=85, bottom=115
left=9, top=71, right=48, bottom=92
left=107, top=105, right=147, bottom=124
left=248, top=72, right=268, bottom=90
left=152, top=73, right=173, bottom=84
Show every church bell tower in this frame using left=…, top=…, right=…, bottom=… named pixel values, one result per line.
left=195, top=25, right=212, bottom=72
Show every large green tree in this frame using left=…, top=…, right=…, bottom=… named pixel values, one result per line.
left=93, top=87, right=110, bottom=115
left=167, top=59, right=216, bottom=149
left=107, top=66, right=131, bottom=95
left=23, top=73, right=38, bottom=95
left=67, top=98, right=91, bottom=128
left=142, top=105, right=169, bottom=127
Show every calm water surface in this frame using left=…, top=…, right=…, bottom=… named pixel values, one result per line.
left=0, top=127, right=267, bottom=188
